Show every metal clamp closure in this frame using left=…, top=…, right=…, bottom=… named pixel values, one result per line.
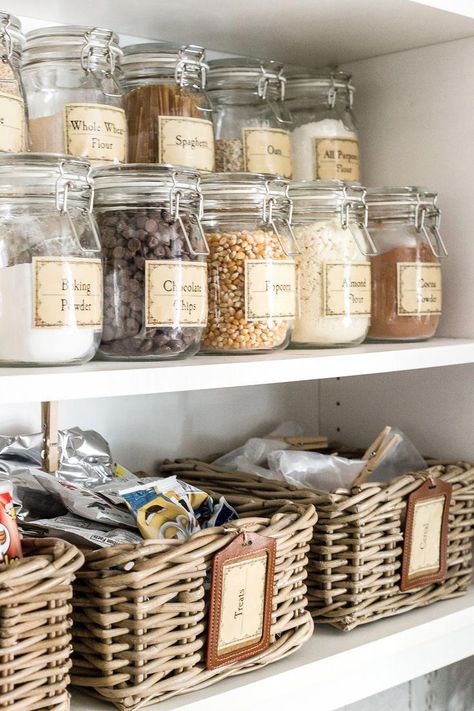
left=0, top=15, right=13, bottom=61
left=263, top=181, right=300, bottom=257
left=81, top=28, right=121, bottom=97
left=257, top=63, right=286, bottom=102
left=55, top=160, right=101, bottom=253
left=341, top=185, right=378, bottom=256
left=415, top=195, right=448, bottom=258
left=175, top=45, right=207, bottom=89
left=327, top=73, right=353, bottom=110
left=168, top=172, right=210, bottom=257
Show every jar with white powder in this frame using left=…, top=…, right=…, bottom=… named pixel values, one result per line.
left=0, top=154, right=103, bottom=366
left=22, top=26, right=127, bottom=164
left=289, top=181, right=377, bottom=348
left=207, top=59, right=293, bottom=178
left=286, top=70, right=360, bottom=182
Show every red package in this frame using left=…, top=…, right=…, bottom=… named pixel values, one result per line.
left=0, top=483, right=23, bottom=565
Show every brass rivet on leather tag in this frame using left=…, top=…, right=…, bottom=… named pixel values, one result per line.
left=400, top=478, right=452, bottom=592
left=206, top=530, right=276, bottom=670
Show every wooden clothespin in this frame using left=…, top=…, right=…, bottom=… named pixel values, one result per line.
left=352, top=426, right=401, bottom=485
left=41, top=401, right=59, bottom=474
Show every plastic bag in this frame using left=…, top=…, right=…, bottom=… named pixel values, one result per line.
left=267, top=450, right=365, bottom=491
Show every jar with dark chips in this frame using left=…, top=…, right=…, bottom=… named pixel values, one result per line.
left=93, top=165, right=209, bottom=360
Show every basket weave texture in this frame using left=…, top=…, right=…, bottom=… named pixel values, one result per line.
left=71, top=499, right=316, bottom=710
left=162, top=459, right=474, bottom=631
left=0, top=537, right=84, bottom=711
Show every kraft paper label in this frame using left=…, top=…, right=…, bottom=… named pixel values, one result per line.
left=242, top=127, right=292, bottom=178
left=0, top=93, right=25, bottom=152
left=407, top=496, right=444, bottom=577
left=245, top=260, right=296, bottom=322
left=217, top=554, right=267, bottom=653
left=206, top=531, right=276, bottom=670
left=158, top=116, right=215, bottom=171
left=313, top=137, right=360, bottom=181
left=400, top=478, right=451, bottom=592
left=323, top=261, right=371, bottom=316
left=64, top=103, right=126, bottom=163
left=32, top=257, right=103, bottom=329
left=397, top=262, right=442, bottom=316
left=145, top=260, right=208, bottom=328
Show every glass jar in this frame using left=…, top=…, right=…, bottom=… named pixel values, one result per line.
left=121, top=43, right=214, bottom=170
left=22, top=26, right=127, bottom=164
left=286, top=69, right=359, bottom=182
left=0, top=154, right=102, bottom=366
left=93, top=165, right=209, bottom=360
left=367, top=187, right=447, bottom=342
left=0, top=12, right=27, bottom=152
left=201, top=173, right=298, bottom=354
left=207, top=59, right=292, bottom=178
left=289, top=181, right=376, bottom=348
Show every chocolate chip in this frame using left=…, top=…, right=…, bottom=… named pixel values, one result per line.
left=96, top=206, right=203, bottom=359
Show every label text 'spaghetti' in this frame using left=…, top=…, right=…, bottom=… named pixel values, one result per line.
left=158, top=116, right=215, bottom=171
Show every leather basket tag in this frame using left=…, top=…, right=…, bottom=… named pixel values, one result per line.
left=401, top=478, right=452, bottom=592
left=206, top=530, right=276, bottom=670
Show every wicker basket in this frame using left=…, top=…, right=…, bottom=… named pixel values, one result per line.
left=71, top=499, right=316, bottom=710
left=0, top=537, right=84, bottom=711
left=162, top=458, right=474, bottom=631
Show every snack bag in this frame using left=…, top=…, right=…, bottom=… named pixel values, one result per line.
left=0, top=482, right=23, bottom=565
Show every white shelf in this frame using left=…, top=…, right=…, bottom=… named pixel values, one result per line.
left=71, top=587, right=474, bottom=711
left=12, top=0, right=474, bottom=66
left=0, top=338, right=473, bottom=404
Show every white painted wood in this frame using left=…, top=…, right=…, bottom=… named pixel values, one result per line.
left=320, top=364, right=474, bottom=460
left=0, top=339, right=471, bottom=404
left=343, top=36, right=474, bottom=339
left=11, top=0, right=474, bottom=66
left=70, top=587, right=474, bottom=711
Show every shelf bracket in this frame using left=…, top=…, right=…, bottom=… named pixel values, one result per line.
left=41, top=401, right=59, bottom=474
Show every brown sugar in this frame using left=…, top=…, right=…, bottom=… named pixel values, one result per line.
left=369, top=242, right=441, bottom=341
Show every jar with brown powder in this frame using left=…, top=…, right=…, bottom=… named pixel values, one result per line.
left=367, top=187, right=447, bottom=342
left=121, top=43, right=215, bottom=171
left=22, top=26, right=126, bottom=164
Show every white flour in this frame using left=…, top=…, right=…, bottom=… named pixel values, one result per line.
left=0, top=263, right=98, bottom=364
left=291, top=118, right=358, bottom=180
left=291, top=219, right=370, bottom=346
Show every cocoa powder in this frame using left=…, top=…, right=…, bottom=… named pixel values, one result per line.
left=369, top=243, right=440, bottom=341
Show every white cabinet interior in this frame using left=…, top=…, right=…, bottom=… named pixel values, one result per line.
left=2, top=2, right=473, bottom=709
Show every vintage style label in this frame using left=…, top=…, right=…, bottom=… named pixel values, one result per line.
left=323, top=261, right=371, bottom=317
left=400, top=478, right=452, bottom=592
left=397, top=262, right=442, bottom=316
left=313, top=137, right=360, bottom=181
left=64, top=103, right=126, bottom=163
left=158, top=116, right=215, bottom=171
left=242, top=127, right=292, bottom=178
left=206, top=531, right=276, bottom=669
left=145, top=260, right=208, bottom=328
left=32, top=257, right=103, bottom=329
left=0, top=93, right=25, bottom=152
left=245, top=259, right=296, bottom=322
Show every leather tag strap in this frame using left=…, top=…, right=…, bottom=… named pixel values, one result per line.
left=400, top=478, right=452, bottom=592
left=206, top=530, right=276, bottom=670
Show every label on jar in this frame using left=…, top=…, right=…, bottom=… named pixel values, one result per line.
left=242, top=128, right=292, bottom=178
left=245, top=260, right=296, bottom=322
left=323, top=262, right=371, bottom=317
left=397, top=262, right=442, bottom=316
left=64, top=103, right=126, bottom=163
left=0, top=93, right=25, bottom=152
left=158, top=116, right=215, bottom=171
left=313, top=138, right=360, bottom=181
left=32, top=257, right=103, bottom=329
left=145, top=260, right=208, bottom=327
